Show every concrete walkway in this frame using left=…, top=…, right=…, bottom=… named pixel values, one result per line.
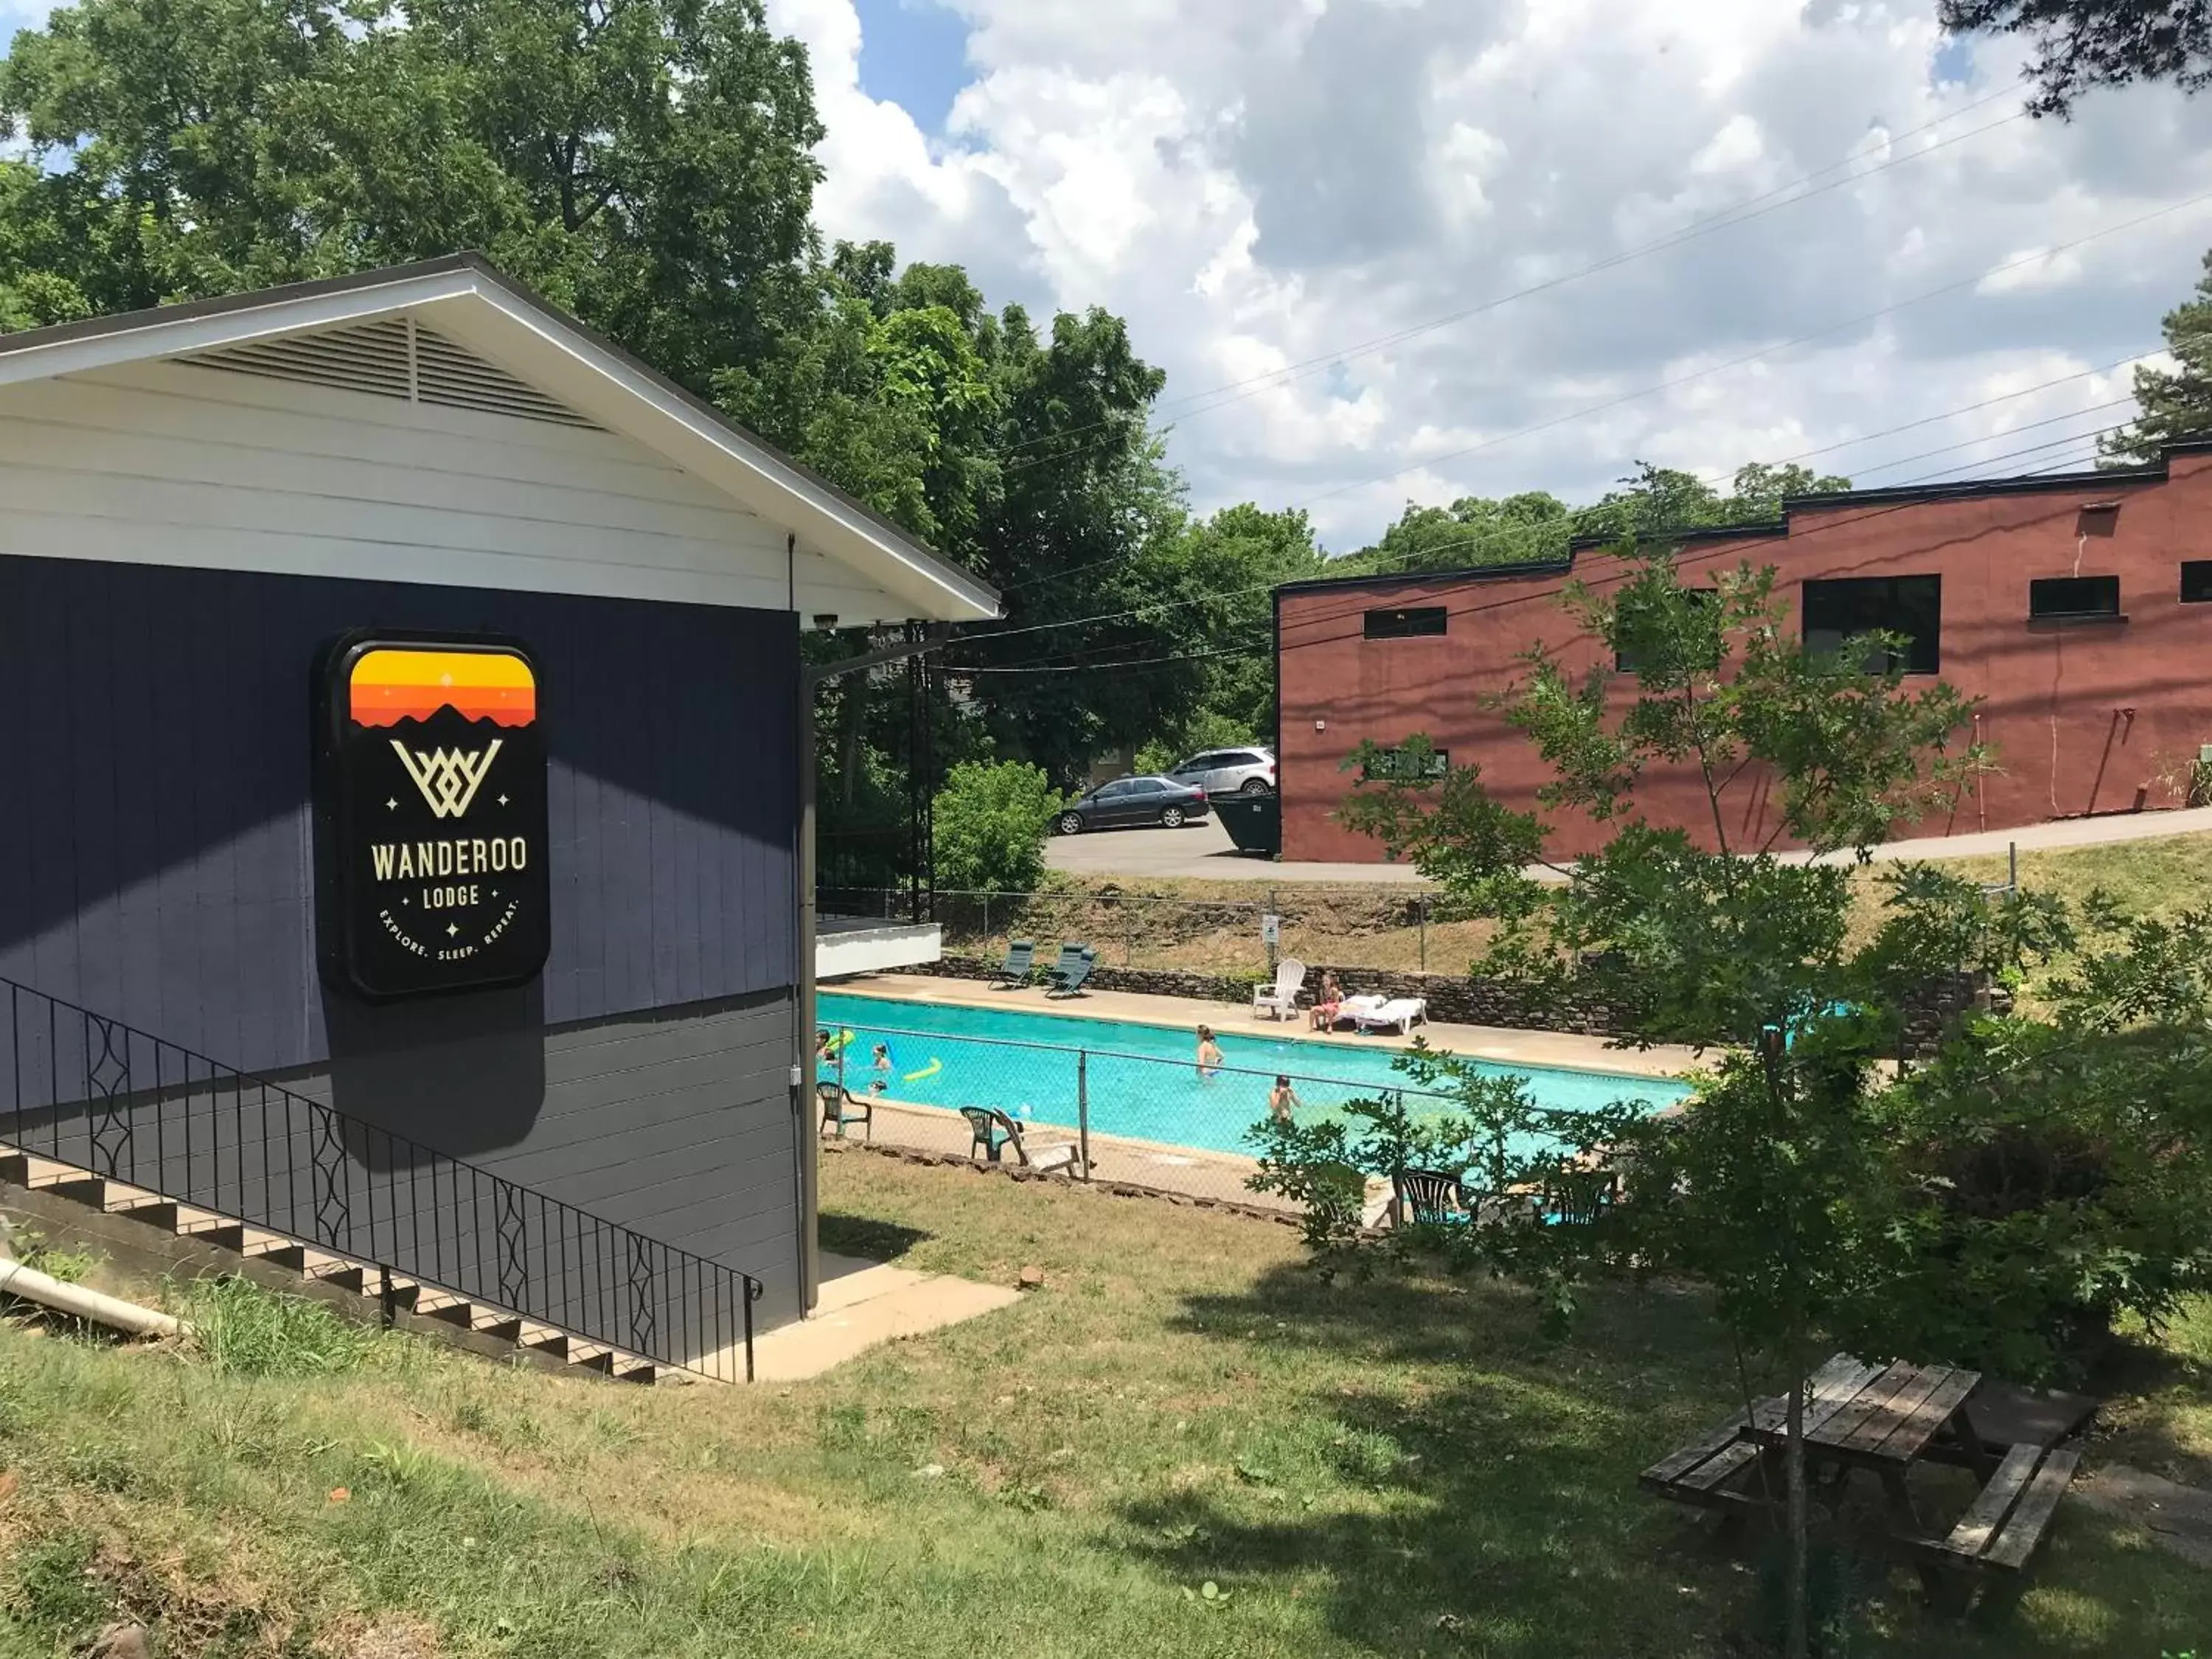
left=747, top=1250, right=1019, bottom=1382
left=1046, top=807, right=2212, bottom=886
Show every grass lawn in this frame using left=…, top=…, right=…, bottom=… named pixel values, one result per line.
left=3, top=1152, right=2211, bottom=1657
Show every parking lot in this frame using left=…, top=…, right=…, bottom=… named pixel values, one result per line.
left=1044, top=815, right=1430, bottom=883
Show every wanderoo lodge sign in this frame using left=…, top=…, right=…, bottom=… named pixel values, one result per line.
left=314, top=633, right=552, bottom=1000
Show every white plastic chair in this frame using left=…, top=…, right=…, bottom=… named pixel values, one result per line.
left=1252, top=959, right=1307, bottom=1020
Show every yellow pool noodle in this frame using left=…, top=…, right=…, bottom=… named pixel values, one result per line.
left=902, top=1057, right=942, bottom=1083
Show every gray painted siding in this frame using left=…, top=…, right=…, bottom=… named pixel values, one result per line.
left=0, top=553, right=800, bottom=1069
left=0, top=554, right=807, bottom=1337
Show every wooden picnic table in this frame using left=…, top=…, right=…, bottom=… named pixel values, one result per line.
left=1640, top=1353, right=2086, bottom=1614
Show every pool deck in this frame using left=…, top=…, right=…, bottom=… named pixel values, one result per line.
left=837, top=972, right=1709, bottom=1082
left=829, top=1096, right=1310, bottom=1213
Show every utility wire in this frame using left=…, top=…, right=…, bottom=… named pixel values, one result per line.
left=1289, top=188, right=2212, bottom=512
left=953, top=416, right=2140, bottom=678
left=985, top=86, right=2028, bottom=468
left=961, top=196, right=2212, bottom=664
left=994, top=344, right=2166, bottom=596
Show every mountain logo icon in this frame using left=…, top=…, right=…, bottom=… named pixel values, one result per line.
left=392, top=740, right=504, bottom=819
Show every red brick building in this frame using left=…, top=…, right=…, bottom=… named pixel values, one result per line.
left=1275, top=445, right=2212, bottom=863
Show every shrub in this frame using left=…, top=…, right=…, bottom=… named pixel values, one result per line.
left=931, top=761, right=1062, bottom=895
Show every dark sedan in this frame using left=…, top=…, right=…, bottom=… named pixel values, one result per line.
left=1054, top=775, right=1211, bottom=834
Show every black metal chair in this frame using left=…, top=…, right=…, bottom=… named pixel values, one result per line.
left=1394, top=1166, right=1472, bottom=1228
left=818, top=1079, right=874, bottom=1141
left=1541, top=1166, right=1619, bottom=1225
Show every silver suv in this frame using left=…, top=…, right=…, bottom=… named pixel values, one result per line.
left=1168, top=745, right=1276, bottom=796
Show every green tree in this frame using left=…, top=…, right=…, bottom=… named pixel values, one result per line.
left=931, top=759, right=1062, bottom=895
left=1150, top=502, right=1327, bottom=748
left=719, top=246, right=1004, bottom=548
left=1321, top=550, right=1993, bottom=1658
left=1722, top=462, right=1852, bottom=520
left=1341, top=490, right=1573, bottom=575
left=1291, top=552, right=2212, bottom=1651
left=2101, top=250, right=2212, bottom=463
left=952, top=305, right=1194, bottom=785
left=0, top=0, right=827, bottom=393
left=1938, top=0, right=2212, bottom=116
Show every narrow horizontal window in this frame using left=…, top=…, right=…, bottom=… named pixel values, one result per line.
left=2028, top=575, right=2121, bottom=621
left=1363, top=605, right=1447, bottom=639
left=2183, top=560, right=2212, bottom=604
left=1802, top=575, right=1941, bottom=674
left=1360, top=747, right=1450, bottom=782
left=1615, top=587, right=1715, bottom=672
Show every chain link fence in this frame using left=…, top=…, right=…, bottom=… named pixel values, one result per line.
left=818, top=884, right=1484, bottom=978
left=813, top=1015, right=1461, bottom=1214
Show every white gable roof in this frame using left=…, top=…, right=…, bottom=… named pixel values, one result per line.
left=0, top=254, right=1000, bottom=624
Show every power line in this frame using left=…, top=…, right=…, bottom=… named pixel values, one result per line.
left=990, top=347, right=2156, bottom=597
left=1289, top=187, right=2212, bottom=512
left=961, top=266, right=2183, bottom=655
left=963, top=417, right=2142, bottom=678
left=986, top=86, right=2028, bottom=470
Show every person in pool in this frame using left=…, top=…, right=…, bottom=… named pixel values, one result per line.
left=869, top=1041, right=894, bottom=1093
left=1268, top=1076, right=1301, bottom=1125
left=1195, top=1024, right=1223, bottom=1079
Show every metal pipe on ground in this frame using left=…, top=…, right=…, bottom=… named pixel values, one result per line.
left=0, top=1255, right=184, bottom=1340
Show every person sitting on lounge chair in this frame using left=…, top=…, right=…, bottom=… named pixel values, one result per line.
left=1308, top=970, right=1344, bottom=1031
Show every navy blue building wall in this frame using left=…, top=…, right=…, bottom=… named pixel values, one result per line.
left=0, top=554, right=806, bottom=1325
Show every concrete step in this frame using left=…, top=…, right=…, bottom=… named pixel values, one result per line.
left=240, top=1237, right=307, bottom=1271
left=108, top=1196, right=181, bottom=1231
left=1, top=1136, right=689, bottom=1387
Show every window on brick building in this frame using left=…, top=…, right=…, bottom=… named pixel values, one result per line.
left=2028, top=575, right=2121, bottom=622
left=1363, top=605, right=1448, bottom=639
left=1360, top=747, right=1450, bottom=782
left=1615, top=586, right=1716, bottom=672
left=1801, top=575, right=1941, bottom=673
left=2183, top=561, right=2212, bottom=604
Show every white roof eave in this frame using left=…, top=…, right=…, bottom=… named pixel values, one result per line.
left=0, top=258, right=1001, bottom=625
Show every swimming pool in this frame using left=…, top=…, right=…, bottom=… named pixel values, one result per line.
left=817, top=991, right=1690, bottom=1158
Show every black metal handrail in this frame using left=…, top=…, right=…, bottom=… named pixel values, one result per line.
left=0, top=976, right=761, bottom=1382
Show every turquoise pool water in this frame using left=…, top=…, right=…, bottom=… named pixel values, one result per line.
left=817, top=992, right=1690, bottom=1157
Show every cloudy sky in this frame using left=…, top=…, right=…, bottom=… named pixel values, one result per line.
left=766, top=0, right=2212, bottom=551
left=5, top=0, right=2208, bottom=552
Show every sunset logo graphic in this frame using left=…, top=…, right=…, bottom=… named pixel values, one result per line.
left=347, top=648, right=538, bottom=820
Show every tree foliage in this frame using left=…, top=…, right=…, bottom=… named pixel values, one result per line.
left=2101, top=248, right=2212, bottom=463
left=0, top=0, right=827, bottom=392
left=1340, top=464, right=1849, bottom=578
left=930, top=759, right=1062, bottom=895
left=1273, top=548, right=2212, bottom=1657
left=1939, top=0, right=2212, bottom=116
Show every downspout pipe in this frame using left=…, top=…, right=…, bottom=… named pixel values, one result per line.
left=0, top=1255, right=183, bottom=1340
left=796, top=622, right=951, bottom=1314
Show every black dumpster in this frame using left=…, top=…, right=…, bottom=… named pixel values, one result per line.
left=1213, top=791, right=1280, bottom=857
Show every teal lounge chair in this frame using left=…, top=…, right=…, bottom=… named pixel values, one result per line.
left=1046, top=946, right=1096, bottom=999
left=992, top=939, right=1037, bottom=989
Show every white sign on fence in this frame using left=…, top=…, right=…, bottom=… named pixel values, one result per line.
left=1260, top=912, right=1281, bottom=947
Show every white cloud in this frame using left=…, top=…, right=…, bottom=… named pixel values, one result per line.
left=1975, top=246, right=2090, bottom=294
left=765, top=0, right=2212, bottom=549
